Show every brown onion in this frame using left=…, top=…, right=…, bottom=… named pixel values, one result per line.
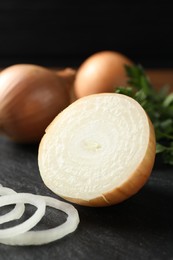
left=74, top=51, right=132, bottom=98
left=0, top=64, right=73, bottom=143
left=56, top=67, right=77, bottom=103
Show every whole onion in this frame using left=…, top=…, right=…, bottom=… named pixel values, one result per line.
left=74, top=51, right=132, bottom=98
left=0, top=64, right=74, bottom=143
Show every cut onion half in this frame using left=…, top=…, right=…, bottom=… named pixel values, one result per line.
left=38, top=93, right=156, bottom=206
left=0, top=186, right=25, bottom=224
left=0, top=195, right=80, bottom=246
left=0, top=193, right=46, bottom=238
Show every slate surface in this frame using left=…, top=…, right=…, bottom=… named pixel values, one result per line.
left=0, top=135, right=173, bottom=260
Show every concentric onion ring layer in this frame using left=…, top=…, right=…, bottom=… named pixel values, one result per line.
left=0, top=186, right=25, bottom=224
left=39, top=94, right=150, bottom=200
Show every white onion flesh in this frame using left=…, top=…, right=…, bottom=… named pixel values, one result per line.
left=0, top=195, right=80, bottom=246
left=0, top=186, right=80, bottom=246
left=38, top=93, right=156, bottom=206
left=0, top=193, right=46, bottom=238
left=0, top=186, right=25, bottom=224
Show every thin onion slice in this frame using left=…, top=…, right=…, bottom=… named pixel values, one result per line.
left=0, top=195, right=80, bottom=246
left=0, top=193, right=46, bottom=238
left=0, top=186, right=25, bottom=224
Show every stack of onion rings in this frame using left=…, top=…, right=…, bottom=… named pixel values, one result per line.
left=0, top=184, right=79, bottom=246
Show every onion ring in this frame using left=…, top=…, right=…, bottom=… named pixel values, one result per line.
left=0, top=193, right=46, bottom=239
left=0, top=195, right=80, bottom=246
left=0, top=186, right=25, bottom=224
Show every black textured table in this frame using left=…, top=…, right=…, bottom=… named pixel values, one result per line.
left=0, top=135, right=173, bottom=260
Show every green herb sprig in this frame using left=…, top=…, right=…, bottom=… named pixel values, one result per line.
left=115, top=65, right=173, bottom=165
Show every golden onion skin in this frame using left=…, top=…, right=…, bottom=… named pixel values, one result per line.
left=0, top=64, right=70, bottom=143
left=74, top=51, right=132, bottom=98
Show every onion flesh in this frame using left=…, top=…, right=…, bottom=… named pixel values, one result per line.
left=38, top=93, right=156, bottom=207
left=0, top=195, right=80, bottom=246
left=0, top=193, right=46, bottom=238
left=0, top=186, right=25, bottom=224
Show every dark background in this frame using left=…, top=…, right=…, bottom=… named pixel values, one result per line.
left=0, top=2, right=173, bottom=259
left=0, top=1, right=173, bottom=68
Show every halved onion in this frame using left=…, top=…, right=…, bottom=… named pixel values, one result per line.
left=38, top=93, right=156, bottom=206
left=0, top=195, right=80, bottom=246
left=0, top=193, right=46, bottom=238
left=0, top=186, right=25, bottom=224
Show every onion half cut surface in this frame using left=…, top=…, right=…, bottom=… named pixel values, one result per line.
left=0, top=193, right=46, bottom=238
left=0, top=186, right=25, bottom=224
left=0, top=195, right=80, bottom=246
left=38, top=93, right=156, bottom=206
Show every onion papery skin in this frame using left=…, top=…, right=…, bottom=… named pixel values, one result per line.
left=0, top=64, right=70, bottom=143
left=74, top=51, right=132, bottom=98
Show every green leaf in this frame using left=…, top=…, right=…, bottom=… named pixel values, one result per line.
left=156, top=143, right=167, bottom=153
left=115, top=64, right=173, bottom=166
left=163, top=93, right=173, bottom=107
left=115, top=87, right=134, bottom=97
